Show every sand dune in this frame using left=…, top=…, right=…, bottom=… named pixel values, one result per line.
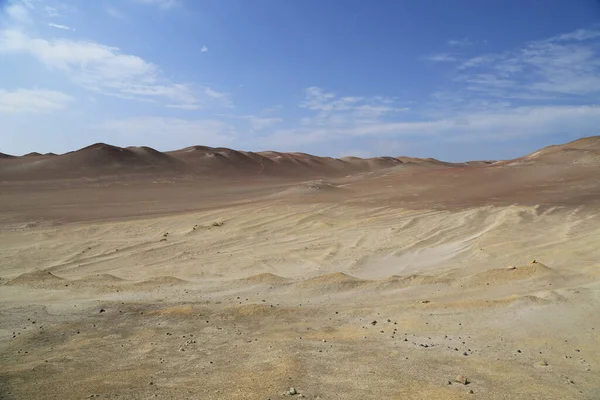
left=1, top=137, right=600, bottom=399
left=0, top=142, right=472, bottom=181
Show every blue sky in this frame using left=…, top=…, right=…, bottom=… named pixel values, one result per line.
left=1, top=0, right=600, bottom=160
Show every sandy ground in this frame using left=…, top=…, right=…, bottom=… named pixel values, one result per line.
left=1, top=142, right=600, bottom=399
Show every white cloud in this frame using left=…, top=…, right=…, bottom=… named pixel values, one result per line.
left=133, top=0, right=178, bottom=9
left=48, top=23, right=74, bottom=31
left=0, top=88, right=73, bottom=114
left=458, top=54, right=499, bottom=70
left=424, top=53, right=457, bottom=62
left=0, top=29, right=229, bottom=109
left=299, top=86, right=406, bottom=129
left=451, top=28, right=600, bottom=101
left=44, top=6, right=60, bottom=18
left=203, top=88, right=232, bottom=107
left=96, top=117, right=236, bottom=147
left=262, top=104, right=600, bottom=148
left=548, top=29, right=600, bottom=42
left=5, top=2, right=33, bottom=24
left=106, top=7, right=124, bottom=19
left=201, top=45, right=208, bottom=53
left=448, top=38, right=472, bottom=47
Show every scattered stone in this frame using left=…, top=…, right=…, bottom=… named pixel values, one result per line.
left=517, top=349, right=522, bottom=353
left=530, top=259, right=537, bottom=264
left=288, top=387, right=297, bottom=395
left=539, top=360, right=548, bottom=366
left=507, top=266, right=517, bottom=270
left=420, top=300, right=430, bottom=304
left=99, top=309, right=105, bottom=313
left=455, top=375, right=469, bottom=385
left=469, top=389, right=474, bottom=394
left=463, top=352, right=468, bottom=356
left=371, top=321, right=377, bottom=326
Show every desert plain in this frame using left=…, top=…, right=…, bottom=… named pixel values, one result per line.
left=1, top=137, right=600, bottom=399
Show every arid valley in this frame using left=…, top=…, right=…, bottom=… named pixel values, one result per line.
left=1, top=137, right=600, bottom=399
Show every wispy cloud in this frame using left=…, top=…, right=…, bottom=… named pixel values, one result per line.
left=263, top=103, right=600, bottom=149
left=424, top=53, right=457, bottom=62
left=132, top=0, right=178, bottom=9
left=0, top=88, right=73, bottom=114
left=0, top=29, right=230, bottom=109
left=4, top=1, right=33, bottom=25
left=448, top=38, right=472, bottom=47
left=548, top=28, right=600, bottom=42
left=48, top=23, right=74, bottom=31
left=201, top=45, right=208, bottom=53
left=44, top=6, right=60, bottom=18
left=255, top=87, right=412, bottom=149
left=455, top=28, right=600, bottom=99
left=300, top=87, right=406, bottom=125
left=106, top=7, right=124, bottom=19
left=203, top=88, right=232, bottom=107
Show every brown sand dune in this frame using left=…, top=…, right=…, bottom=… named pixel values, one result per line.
left=295, top=272, right=370, bottom=293
left=0, top=151, right=15, bottom=158
left=1, top=137, right=600, bottom=399
left=1, top=142, right=468, bottom=181
left=0, top=143, right=185, bottom=180
left=502, top=135, right=600, bottom=167
left=7, top=270, right=66, bottom=288
left=235, top=272, right=293, bottom=286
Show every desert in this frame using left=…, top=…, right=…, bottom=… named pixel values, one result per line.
left=1, top=137, right=599, bottom=399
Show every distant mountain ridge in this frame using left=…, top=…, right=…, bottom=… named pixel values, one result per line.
left=1, top=136, right=598, bottom=180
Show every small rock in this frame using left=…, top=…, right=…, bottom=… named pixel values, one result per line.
left=463, top=352, right=468, bottom=356
left=507, top=265, right=516, bottom=270
left=455, top=375, right=469, bottom=385
left=469, top=389, right=474, bottom=394
left=371, top=320, right=377, bottom=326
left=99, top=309, right=105, bottom=313
left=288, top=387, right=297, bottom=395
left=530, top=259, right=537, bottom=264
